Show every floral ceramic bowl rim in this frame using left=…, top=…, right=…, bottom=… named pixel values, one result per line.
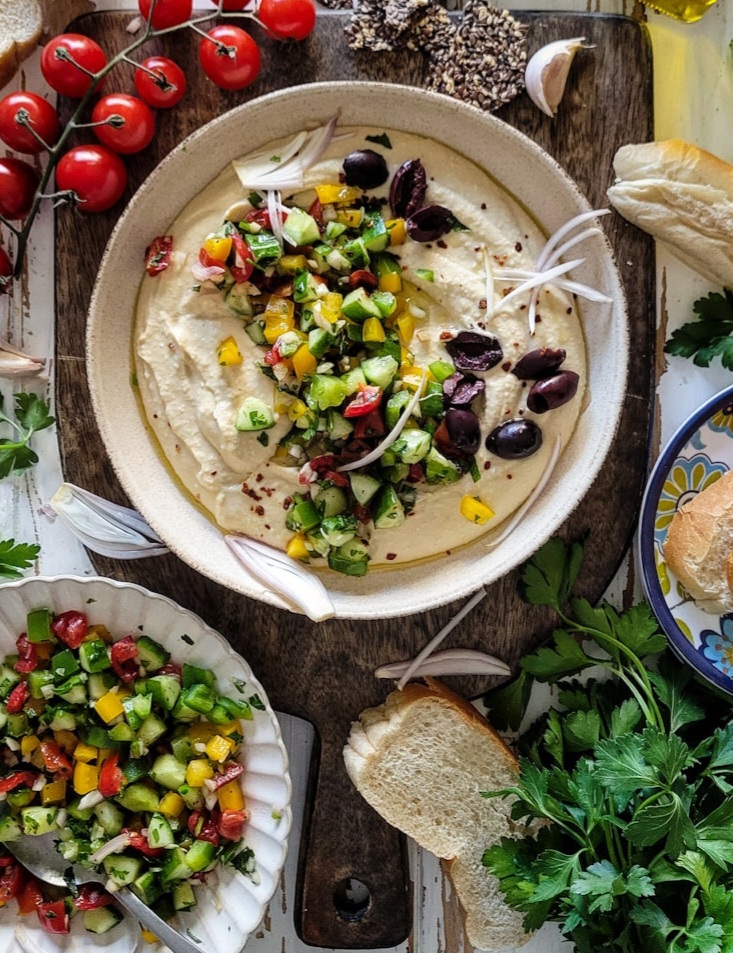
left=638, top=382, right=733, bottom=696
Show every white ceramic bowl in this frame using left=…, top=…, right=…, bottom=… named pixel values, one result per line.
left=0, top=575, right=291, bottom=953
left=87, top=81, right=628, bottom=619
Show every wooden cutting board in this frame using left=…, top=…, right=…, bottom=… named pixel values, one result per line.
left=55, top=11, right=653, bottom=949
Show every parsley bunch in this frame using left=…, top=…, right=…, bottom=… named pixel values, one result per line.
left=665, top=289, right=733, bottom=369
left=484, top=538, right=733, bottom=953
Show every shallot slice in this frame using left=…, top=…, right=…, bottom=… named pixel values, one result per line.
left=89, top=831, right=133, bottom=864
left=233, top=116, right=340, bottom=192
left=376, top=649, right=510, bottom=680
left=0, top=334, right=45, bottom=379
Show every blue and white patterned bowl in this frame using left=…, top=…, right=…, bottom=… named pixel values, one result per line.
left=639, top=383, right=733, bottom=695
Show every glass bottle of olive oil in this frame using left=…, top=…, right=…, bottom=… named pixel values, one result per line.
left=644, top=0, right=718, bottom=22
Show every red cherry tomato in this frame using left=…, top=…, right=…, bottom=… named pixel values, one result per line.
left=134, top=56, right=186, bottom=109
left=145, top=235, right=174, bottom=276
left=123, top=830, right=166, bottom=858
left=36, top=899, right=70, bottom=935
left=218, top=808, right=246, bottom=841
left=343, top=385, right=383, bottom=418
left=14, top=633, right=38, bottom=673
left=0, top=862, right=24, bottom=902
left=91, top=93, right=155, bottom=155
left=0, top=158, right=39, bottom=220
left=257, top=0, right=316, bottom=40
left=73, top=884, right=115, bottom=910
left=98, top=753, right=124, bottom=797
left=0, top=771, right=39, bottom=794
left=0, top=92, right=61, bottom=154
left=6, top=682, right=28, bottom=714
left=110, top=634, right=139, bottom=681
left=138, top=0, right=192, bottom=29
left=199, top=25, right=261, bottom=91
left=229, top=232, right=254, bottom=283
left=51, top=610, right=88, bottom=648
left=220, top=0, right=254, bottom=8
left=0, top=248, right=12, bottom=294
left=16, top=875, right=43, bottom=914
left=39, top=741, right=73, bottom=779
left=56, top=145, right=127, bottom=213
left=40, top=34, right=107, bottom=98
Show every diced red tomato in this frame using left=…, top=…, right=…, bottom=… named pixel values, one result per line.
left=99, top=753, right=124, bottom=797
left=158, top=661, right=182, bottom=677
left=0, top=861, right=24, bottom=902
left=263, top=346, right=282, bottom=366
left=308, top=197, right=324, bottom=226
left=0, top=770, right=39, bottom=794
left=218, top=808, right=246, bottom=841
left=39, top=741, right=72, bottom=780
left=6, top=681, right=28, bottom=714
left=198, top=246, right=222, bottom=270
left=343, top=385, right=382, bottom=418
left=16, top=875, right=42, bottom=914
left=353, top=503, right=371, bottom=524
left=406, top=463, right=424, bottom=483
left=36, top=899, right=70, bottom=934
left=187, top=810, right=220, bottom=845
left=348, top=269, right=378, bottom=291
left=51, top=611, right=88, bottom=649
left=144, top=235, right=173, bottom=276
left=0, top=855, right=13, bottom=866
left=73, top=884, right=115, bottom=910
left=353, top=410, right=386, bottom=439
left=110, top=635, right=139, bottom=682
left=13, top=634, right=38, bottom=673
left=244, top=208, right=271, bottom=229
left=322, top=470, right=350, bottom=489
left=124, top=830, right=165, bottom=858
left=230, top=232, right=254, bottom=283
left=309, top=454, right=336, bottom=475
left=212, top=762, right=244, bottom=789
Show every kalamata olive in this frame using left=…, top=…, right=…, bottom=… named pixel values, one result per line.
left=406, top=205, right=453, bottom=243
left=433, top=408, right=481, bottom=460
left=389, top=158, right=427, bottom=219
left=442, top=371, right=485, bottom=407
left=343, top=149, right=389, bottom=190
left=527, top=370, right=579, bottom=413
left=512, top=347, right=567, bottom=380
left=486, top=419, right=543, bottom=459
left=444, top=331, right=503, bottom=372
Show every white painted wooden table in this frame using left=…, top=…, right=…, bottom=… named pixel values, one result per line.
left=2, top=1, right=733, bottom=950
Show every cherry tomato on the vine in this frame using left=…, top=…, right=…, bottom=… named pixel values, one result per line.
left=134, top=56, right=186, bottom=108
left=220, top=0, right=255, bottom=8
left=0, top=248, right=12, bottom=294
left=0, top=158, right=39, bottom=219
left=138, top=0, right=193, bottom=29
left=257, top=0, right=316, bottom=41
left=40, top=34, right=107, bottom=98
left=0, top=92, right=61, bottom=155
left=199, top=25, right=261, bottom=91
left=91, top=93, right=155, bottom=155
left=56, top=145, right=127, bottom=213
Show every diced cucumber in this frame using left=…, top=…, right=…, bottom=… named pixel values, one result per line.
left=27, top=669, right=54, bottom=699
left=161, top=846, right=191, bottom=885
left=108, top=722, right=136, bottom=743
left=136, top=636, right=170, bottom=672
left=182, top=664, right=217, bottom=690
left=26, top=608, right=53, bottom=643
left=122, top=758, right=149, bottom=784
left=327, top=539, right=370, bottom=577
left=245, top=321, right=266, bottom=346
left=172, top=881, right=197, bottom=912
left=424, top=447, right=462, bottom=485
left=67, top=797, right=94, bottom=821
left=177, top=784, right=204, bottom=811
left=326, top=410, right=353, bottom=441
left=48, top=709, right=77, bottom=731
left=148, top=812, right=175, bottom=849
left=320, top=515, right=357, bottom=547
left=88, top=672, right=116, bottom=701
left=314, top=485, right=348, bottom=518
left=285, top=498, right=320, bottom=533
left=83, top=906, right=123, bottom=935
left=6, top=713, right=29, bottom=737
left=341, top=287, right=381, bottom=322
left=361, top=214, right=390, bottom=252
left=179, top=685, right=216, bottom=715
left=420, top=379, right=445, bottom=417
left=56, top=680, right=87, bottom=705
left=51, top=648, right=80, bottom=681
left=216, top=695, right=252, bottom=720
left=308, top=327, right=333, bottom=359
left=171, top=696, right=200, bottom=723
left=0, top=665, right=20, bottom=699
left=171, top=733, right=196, bottom=762
left=235, top=397, right=275, bottom=432
left=149, top=754, right=187, bottom=792
left=391, top=429, right=431, bottom=464
left=373, top=252, right=402, bottom=278
left=185, top=839, right=217, bottom=873
left=78, top=639, right=111, bottom=673
left=146, top=675, right=181, bottom=712
left=0, top=813, right=23, bottom=841
left=349, top=473, right=382, bottom=505
left=136, top=713, right=167, bottom=747
left=385, top=389, right=412, bottom=429
left=94, top=800, right=125, bottom=836
left=293, top=270, right=322, bottom=303
left=244, top=229, right=281, bottom=264
left=307, top=374, right=347, bottom=411
left=21, top=806, right=58, bottom=835
left=132, top=693, right=153, bottom=721
left=282, top=207, right=320, bottom=247
left=225, top=283, right=253, bottom=316
left=360, top=355, right=399, bottom=389
left=341, top=367, right=367, bottom=396
left=83, top=725, right=120, bottom=750
left=372, top=485, right=406, bottom=529
left=132, top=870, right=162, bottom=906
left=371, top=290, right=397, bottom=318
left=116, top=782, right=159, bottom=814
left=103, top=854, right=142, bottom=886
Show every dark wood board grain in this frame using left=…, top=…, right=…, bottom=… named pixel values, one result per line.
left=55, top=11, right=653, bottom=949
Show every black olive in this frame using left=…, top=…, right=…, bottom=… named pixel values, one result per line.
left=442, top=372, right=485, bottom=407
left=511, top=347, right=567, bottom=380
left=433, top=408, right=481, bottom=460
left=485, top=419, right=543, bottom=459
left=406, top=205, right=453, bottom=243
left=527, top=371, right=580, bottom=414
left=444, top=331, right=503, bottom=373
left=342, top=150, right=389, bottom=190
left=389, top=159, right=427, bottom=219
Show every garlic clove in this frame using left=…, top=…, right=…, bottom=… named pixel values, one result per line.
left=0, top=334, right=45, bottom=378
left=525, top=37, right=592, bottom=119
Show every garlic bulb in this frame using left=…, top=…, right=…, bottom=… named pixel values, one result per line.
left=525, top=37, right=592, bottom=119
left=0, top=334, right=45, bottom=378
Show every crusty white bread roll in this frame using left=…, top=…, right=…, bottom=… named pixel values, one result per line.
left=607, top=139, right=733, bottom=288
left=0, top=0, right=43, bottom=90
left=343, top=678, right=529, bottom=951
left=663, top=468, right=733, bottom=614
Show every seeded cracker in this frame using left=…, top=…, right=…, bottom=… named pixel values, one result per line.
left=345, top=0, right=527, bottom=113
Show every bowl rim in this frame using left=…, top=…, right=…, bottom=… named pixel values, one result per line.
left=638, top=382, right=733, bottom=696
left=86, top=80, right=629, bottom=619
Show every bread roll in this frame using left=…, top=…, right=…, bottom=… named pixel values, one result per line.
left=607, top=139, right=733, bottom=288
left=663, top=468, right=733, bottom=614
left=343, top=678, right=529, bottom=951
left=0, top=0, right=43, bottom=90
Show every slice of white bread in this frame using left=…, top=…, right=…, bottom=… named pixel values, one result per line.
left=664, top=468, right=733, bottom=614
left=343, top=678, right=528, bottom=951
left=0, top=0, right=43, bottom=90
left=607, top=139, right=733, bottom=288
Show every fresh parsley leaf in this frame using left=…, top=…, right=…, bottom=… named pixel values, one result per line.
left=571, top=861, right=654, bottom=914
left=610, top=697, right=643, bottom=736
left=530, top=849, right=584, bottom=902
left=14, top=392, right=54, bottom=432
left=365, top=132, right=392, bottom=149
left=626, top=794, right=697, bottom=854
left=665, top=289, right=733, bottom=369
left=593, top=733, right=659, bottom=797
left=675, top=850, right=716, bottom=892
left=642, top=726, right=695, bottom=782
left=610, top=601, right=668, bottom=658
left=563, top=709, right=602, bottom=753
left=649, top=656, right=706, bottom=732
left=0, top=538, right=40, bottom=578
left=542, top=708, right=565, bottom=767
left=0, top=393, right=54, bottom=479
left=519, top=537, right=584, bottom=610
left=483, top=669, right=532, bottom=732
left=521, top=629, right=594, bottom=682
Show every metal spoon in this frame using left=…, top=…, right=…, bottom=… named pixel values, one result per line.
left=9, top=832, right=207, bottom=953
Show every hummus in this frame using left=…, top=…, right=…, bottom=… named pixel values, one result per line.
left=135, top=126, right=586, bottom=574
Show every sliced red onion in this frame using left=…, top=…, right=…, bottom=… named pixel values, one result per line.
left=0, top=334, right=45, bottom=379
left=555, top=279, right=613, bottom=303
left=376, top=648, right=510, bottom=680
left=536, top=209, right=610, bottom=271
left=233, top=116, right=339, bottom=192
left=482, top=246, right=494, bottom=315
left=491, top=258, right=583, bottom=320
left=191, top=260, right=225, bottom=282
left=89, top=831, right=133, bottom=864
left=267, top=189, right=285, bottom=247
left=337, top=370, right=427, bottom=473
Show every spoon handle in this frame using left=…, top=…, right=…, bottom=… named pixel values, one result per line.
left=115, top=886, right=208, bottom=953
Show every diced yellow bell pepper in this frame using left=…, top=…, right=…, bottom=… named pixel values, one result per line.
left=288, top=399, right=310, bottom=422
left=217, top=336, right=243, bottom=367
left=73, top=742, right=98, bottom=764
left=286, top=533, right=310, bottom=562
left=218, top=779, right=245, bottom=812
left=53, top=729, right=77, bottom=754
left=34, top=642, right=55, bottom=660
left=219, top=720, right=243, bottom=739
left=41, top=780, right=67, bottom=806
left=97, top=747, right=115, bottom=766
left=335, top=208, right=364, bottom=227
left=386, top=218, right=407, bottom=246
left=379, top=272, right=402, bottom=294
left=319, top=292, right=344, bottom=323
left=20, top=735, right=40, bottom=757
left=279, top=254, right=309, bottom=274
left=29, top=748, right=45, bottom=770
left=460, top=495, right=495, bottom=525
left=292, top=345, right=318, bottom=381
left=187, top=722, right=218, bottom=744
left=263, top=295, right=296, bottom=345
left=73, top=761, right=99, bottom=796
left=396, top=311, right=415, bottom=344
left=141, top=928, right=159, bottom=944
left=400, top=365, right=426, bottom=393
left=362, top=317, right=385, bottom=343
left=204, top=234, right=232, bottom=262
left=94, top=691, right=125, bottom=724
left=205, top=735, right=234, bottom=763
left=315, top=184, right=362, bottom=206
left=185, top=759, right=214, bottom=788
left=87, top=624, right=112, bottom=643
left=158, top=791, right=185, bottom=818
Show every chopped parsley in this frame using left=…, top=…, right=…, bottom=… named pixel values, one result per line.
left=365, top=132, right=392, bottom=149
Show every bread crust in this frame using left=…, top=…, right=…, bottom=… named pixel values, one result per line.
left=0, top=0, right=43, bottom=90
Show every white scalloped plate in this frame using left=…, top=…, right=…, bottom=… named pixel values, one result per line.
left=0, top=576, right=292, bottom=953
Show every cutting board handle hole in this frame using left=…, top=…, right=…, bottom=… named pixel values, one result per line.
left=333, top=877, right=371, bottom=922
